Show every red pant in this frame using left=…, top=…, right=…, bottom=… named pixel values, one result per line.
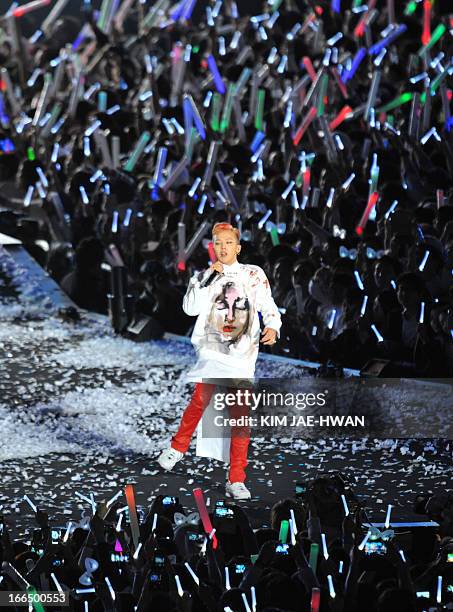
left=171, top=383, right=250, bottom=483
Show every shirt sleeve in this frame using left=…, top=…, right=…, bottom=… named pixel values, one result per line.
left=182, top=273, right=210, bottom=316
left=255, top=268, right=282, bottom=335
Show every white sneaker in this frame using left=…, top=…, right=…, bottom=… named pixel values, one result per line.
left=157, top=447, right=184, bottom=471
left=225, top=481, right=251, bottom=500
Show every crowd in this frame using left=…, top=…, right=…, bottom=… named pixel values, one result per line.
left=0, top=0, right=452, bottom=374
left=1, top=477, right=453, bottom=611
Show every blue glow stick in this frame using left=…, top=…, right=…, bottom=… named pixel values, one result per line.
left=188, top=177, right=201, bottom=197
left=361, top=295, right=368, bottom=316
left=369, top=24, right=407, bottom=56
left=170, top=0, right=187, bottom=21
left=98, top=91, right=107, bottom=112
left=84, top=137, right=91, bottom=157
left=371, top=324, right=384, bottom=342
left=24, top=186, right=34, bottom=207
left=342, top=48, right=367, bottom=83
left=282, top=181, right=295, bottom=200
left=327, top=576, right=335, bottom=598
left=51, top=143, right=59, bottom=163
left=327, top=309, right=336, bottom=330
left=331, top=0, right=340, bottom=13
left=419, top=301, right=425, bottom=323
left=153, top=146, right=167, bottom=189
left=385, top=200, right=398, bottom=219
left=418, top=250, right=429, bottom=272
left=36, top=167, right=48, bottom=188
left=79, top=186, right=89, bottom=205
left=111, top=211, right=119, bottom=233
left=123, top=209, right=132, bottom=227
left=90, top=170, right=103, bottom=183
left=181, top=0, right=197, bottom=19
left=291, top=191, right=299, bottom=209
left=207, top=55, right=226, bottom=94
left=258, top=209, right=272, bottom=229
left=197, top=194, right=207, bottom=215
left=354, top=270, right=364, bottom=290
left=203, top=91, right=213, bottom=108
left=250, top=131, right=265, bottom=154
left=85, top=121, right=101, bottom=137
left=183, top=95, right=207, bottom=140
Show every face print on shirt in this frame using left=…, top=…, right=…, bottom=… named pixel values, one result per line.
left=205, top=281, right=251, bottom=352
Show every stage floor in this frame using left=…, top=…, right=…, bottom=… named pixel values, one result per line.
left=0, top=245, right=452, bottom=537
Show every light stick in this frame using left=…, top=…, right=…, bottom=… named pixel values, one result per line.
left=207, top=55, right=226, bottom=94
left=321, top=533, right=329, bottom=559
left=123, top=132, right=150, bottom=172
left=371, top=324, right=384, bottom=342
left=303, top=57, right=316, bottom=81
left=189, top=178, right=201, bottom=198
left=408, top=93, right=421, bottom=139
left=0, top=68, right=21, bottom=116
left=193, top=488, right=218, bottom=548
left=437, top=575, right=442, bottom=604
left=360, top=295, right=368, bottom=317
left=377, top=92, right=413, bottom=114
left=142, top=0, right=169, bottom=30
left=241, top=593, right=252, bottom=612
left=419, top=250, right=430, bottom=272
left=255, top=89, right=265, bottom=131
left=24, top=187, right=34, bottom=207
left=355, top=192, right=379, bottom=235
left=293, top=106, right=317, bottom=146
left=369, top=24, right=407, bottom=55
left=111, top=211, right=119, bottom=233
left=329, top=105, right=352, bottom=130
left=111, top=136, right=120, bottom=169
left=51, top=144, right=59, bottom=163
left=94, top=131, right=113, bottom=168
left=327, top=575, right=336, bottom=598
left=342, top=173, right=356, bottom=191
left=177, top=222, right=186, bottom=271
left=421, top=0, right=432, bottom=46
left=124, top=484, right=140, bottom=550
left=184, top=95, right=207, bottom=140
left=364, top=70, right=381, bottom=120
left=106, top=490, right=122, bottom=507
left=326, top=188, right=335, bottom=208
left=36, top=167, right=48, bottom=188
left=358, top=530, right=371, bottom=550
left=316, top=74, right=329, bottom=116
left=175, top=575, right=184, bottom=597
left=220, top=84, right=236, bottom=133
left=310, top=588, right=320, bottom=612
left=309, top=543, right=319, bottom=572
left=341, top=494, right=349, bottom=516
left=153, top=147, right=167, bottom=188
left=202, top=141, right=221, bottom=188
left=224, top=566, right=231, bottom=590
left=41, top=0, right=70, bottom=33
left=162, top=157, right=188, bottom=192
left=184, top=221, right=210, bottom=261
left=210, top=93, right=222, bottom=131
left=419, top=301, right=425, bottom=324
left=215, top=171, right=239, bottom=209
left=342, top=48, right=366, bottom=83
left=418, top=23, right=446, bottom=57
left=12, top=0, right=50, bottom=17
left=23, top=494, right=37, bottom=513
left=384, top=504, right=393, bottom=528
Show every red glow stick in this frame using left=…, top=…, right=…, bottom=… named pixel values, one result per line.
left=293, top=106, right=318, bottom=146
left=303, top=168, right=311, bottom=198
left=207, top=241, right=217, bottom=263
left=303, top=57, right=317, bottom=82
left=193, top=488, right=218, bottom=548
left=13, top=0, right=51, bottom=17
left=422, top=0, right=431, bottom=46
left=124, top=484, right=140, bottom=549
left=330, top=67, right=348, bottom=99
left=310, top=587, right=321, bottom=612
left=356, top=192, right=379, bottom=236
left=329, top=105, right=352, bottom=130
left=353, top=0, right=376, bottom=38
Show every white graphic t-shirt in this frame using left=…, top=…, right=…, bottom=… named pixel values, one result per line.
left=183, top=261, right=282, bottom=381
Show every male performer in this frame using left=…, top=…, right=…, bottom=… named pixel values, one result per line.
left=157, top=222, right=281, bottom=499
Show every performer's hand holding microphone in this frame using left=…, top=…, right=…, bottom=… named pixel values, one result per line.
left=200, top=261, right=224, bottom=287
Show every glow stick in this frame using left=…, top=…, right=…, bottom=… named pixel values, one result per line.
left=258, top=210, right=272, bottom=229
left=98, top=91, right=107, bottom=112
left=342, top=48, right=366, bottom=83
left=331, top=0, right=340, bottom=13
left=361, top=295, right=368, bottom=316
left=104, top=577, right=115, bottom=600
left=418, top=23, right=446, bottom=57
left=207, top=55, right=226, bottom=94
left=369, top=24, right=407, bottom=55
left=419, top=301, right=425, bottom=324
left=326, top=188, right=335, bottom=208
left=364, top=70, right=381, bottom=120
left=143, top=0, right=169, bottom=30
left=177, top=222, right=186, bottom=271
left=90, top=170, right=103, bottom=183
left=341, top=494, right=349, bottom=516
left=224, top=566, right=231, bottom=590
left=355, top=192, right=379, bottom=236
left=12, top=0, right=50, bottom=17
left=94, top=131, right=113, bottom=168
left=384, top=504, right=393, bottom=528
left=198, top=194, right=208, bottom=215
left=210, top=93, right=222, bottom=131
left=24, top=187, right=34, bottom=207
left=321, top=533, right=329, bottom=559
left=327, top=575, right=335, bottom=598
left=111, top=136, right=120, bottom=169
left=162, top=157, right=189, bottom=192
left=23, top=494, right=37, bottom=513
left=254, top=89, right=265, bottom=131
left=303, top=57, right=316, bottom=81
left=419, top=250, right=429, bottom=272
left=437, top=575, right=442, bottom=604
left=358, top=531, right=371, bottom=550
left=124, top=484, right=140, bottom=550
left=436, top=190, right=445, bottom=209
left=41, top=0, right=70, bottom=33
left=377, top=92, right=413, bottom=114
left=236, top=67, right=252, bottom=97
left=0, top=68, right=20, bottom=116
left=124, top=132, right=150, bottom=172
left=421, top=0, right=432, bottom=46
left=185, top=562, right=200, bottom=586
left=241, top=593, right=252, bottom=612
left=202, top=141, right=220, bottom=188
left=123, top=209, right=132, bottom=228
left=111, top=211, right=119, bottom=233
left=175, top=575, right=184, bottom=597
left=309, top=543, right=319, bottom=572
left=342, top=173, right=355, bottom=191
left=289, top=509, right=298, bottom=534
left=153, top=147, right=167, bottom=188
left=293, top=107, right=317, bottom=146
left=329, top=105, right=352, bottom=131
left=220, top=84, right=236, bottom=133
left=399, top=549, right=406, bottom=563
left=289, top=518, right=296, bottom=545
left=106, top=490, right=122, bottom=507
left=51, top=144, right=59, bottom=163
left=430, top=68, right=452, bottom=96
left=49, top=573, right=63, bottom=595
left=371, top=324, right=384, bottom=342
left=316, top=73, right=328, bottom=116
left=97, top=0, right=114, bottom=31
left=310, top=588, right=320, bottom=612
left=184, top=95, right=207, bottom=140
left=151, top=513, right=158, bottom=532
left=35, top=182, right=46, bottom=199
left=193, top=488, right=218, bottom=548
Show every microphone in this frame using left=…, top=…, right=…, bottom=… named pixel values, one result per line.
left=200, top=270, right=220, bottom=288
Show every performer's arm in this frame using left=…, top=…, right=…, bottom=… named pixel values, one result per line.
left=255, top=269, right=282, bottom=337
left=182, top=272, right=209, bottom=316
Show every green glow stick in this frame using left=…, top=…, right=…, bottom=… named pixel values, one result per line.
left=309, top=543, right=319, bottom=572
left=418, top=23, right=446, bottom=56
left=186, top=127, right=198, bottom=162
left=271, top=0, right=284, bottom=12
left=404, top=0, right=417, bottom=15
left=235, top=67, right=252, bottom=97
left=270, top=227, right=280, bottom=246
left=210, top=93, right=222, bottom=132
left=430, top=69, right=450, bottom=96
left=27, top=147, right=35, bottom=161
left=255, top=89, right=265, bottom=132
left=316, top=74, right=329, bottom=117
left=250, top=554, right=258, bottom=564
left=377, top=92, right=413, bottom=113
left=98, top=91, right=107, bottom=112
left=97, top=0, right=114, bottom=32
left=124, top=131, right=150, bottom=172
left=353, top=0, right=362, bottom=7
left=279, top=520, right=289, bottom=543
left=220, top=83, right=236, bottom=133
left=27, top=586, right=45, bottom=612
